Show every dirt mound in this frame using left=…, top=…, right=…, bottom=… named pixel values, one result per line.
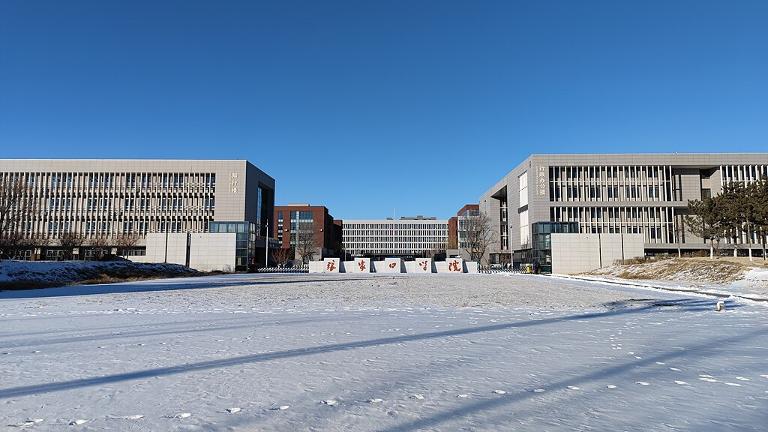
left=587, top=258, right=747, bottom=284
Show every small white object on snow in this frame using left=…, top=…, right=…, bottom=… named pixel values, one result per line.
left=321, top=399, right=337, bottom=406
left=493, top=390, right=507, bottom=395
left=606, top=385, right=617, bottom=389
left=69, top=419, right=88, bottom=426
left=226, top=408, right=241, bottom=414
left=533, top=388, right=546, bottom=393
left=457, top=394, right=469, bottom=398
left=409, top=394, right=425, bottom=400
left=367, top=398, right=383, bottom=403
left=715, top=301, right=725, bottom=312
left=172, top=412, right=191, bottom=419
left=674, top=381, right=688, bottom=385
left=636, top=381, right=650, bottom=386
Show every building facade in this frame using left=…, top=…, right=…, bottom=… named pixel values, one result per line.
left=0, top=159, right=274, bottom=267
left=273, top=204, right=343, bottom=260
left=480, top=153, right=768, bottom=266
left=343, top=216, right=448, bottom=259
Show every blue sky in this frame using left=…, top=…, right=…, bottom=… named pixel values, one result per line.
left=1, top=1, right=766, bottom=219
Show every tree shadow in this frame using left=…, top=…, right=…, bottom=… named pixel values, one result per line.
left=0, top=297, right=732, bottom=399
left=1, top=314, right=371, bottom=350
left=0, top=274, right=376, bottom=299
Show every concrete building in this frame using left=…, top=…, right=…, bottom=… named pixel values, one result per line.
left=343, top=216, right=448, bottom=259
left=0, top=159, right=274, bottom=269
left=273, top=204, right=343, bottom=260
left=480, top=153, right=768, bottom=272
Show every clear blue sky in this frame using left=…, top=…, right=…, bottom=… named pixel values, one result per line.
left=1, top=1, right=766, bottom=219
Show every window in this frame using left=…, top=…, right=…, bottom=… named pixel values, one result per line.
left=518, top=171, right=528, bottom=208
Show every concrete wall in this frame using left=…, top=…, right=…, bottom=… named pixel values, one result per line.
left=374, top=258, right=403, bottom=273
left=189, top=233, right=237, bottom=272
left=408, top=258, right=433, bottom=273
left=551, top=233, right=646, bottom=274
left=143, top=233, right=188, bottom=266
left=438, top=258, right=464, bottom=273
left=343, top=258, right=371, bottom=273
left=322, top=258, right=341, bottom=273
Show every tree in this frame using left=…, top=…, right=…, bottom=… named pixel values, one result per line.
left=0, top=176, right=36, bottom=259
left=294, top=220, right=317, bottom=264
left=684, top=197, right=725, bottom=259
left=58, top=230, right=85, bottom=260
left=751, top=178, right=768, bottom=260
left=272, top=247, right=292, bottom=267
left=88, top=235, right=110, bottom=260
left=461, top=212, right=496, bottom=264
left=114, top=233, right=140, bottom=256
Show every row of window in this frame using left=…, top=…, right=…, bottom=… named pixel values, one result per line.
left=9, top=172, right=218, bottom=189
left=43, top=196, right=215, bottom=211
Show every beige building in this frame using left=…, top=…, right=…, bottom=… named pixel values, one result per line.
left=343, top=216, right=448, bottom=259
left=0, top=159, right=274, bottom=268
left=480, top=153, right=768, bottom=272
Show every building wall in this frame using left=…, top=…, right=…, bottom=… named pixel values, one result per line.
left=550, top=233, right=645, bottom=274
left=189, top=233, right=237, bottom=272
left=481, top=153, right=768, bottom=261
left=273, top=205, right=342, bottom=259
left=0, top=159, right=274, bottom=250
left=343, top=219, right=448, bottom=257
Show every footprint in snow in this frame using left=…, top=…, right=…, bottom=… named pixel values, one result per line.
left=321, top=400, right=338, bottom=406
left=69, top=419, right=88, bottom=426
left=635, top=381, right=650, bottom=386
left=11, top=418, right=43, bottom=427
left=225, top=408, right=241, bottom=414
left=110, top=415, right=144, bottom=420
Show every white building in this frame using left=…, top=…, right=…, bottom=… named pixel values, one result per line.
left=343, top=217, right=448, bottom=259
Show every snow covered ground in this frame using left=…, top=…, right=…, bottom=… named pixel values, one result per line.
left=1, top=273, right=767, bottom=431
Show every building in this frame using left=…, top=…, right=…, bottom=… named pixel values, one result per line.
left=480, top=153, right=768, bottom=271
left=0, top=159, right=274, bottom=269
left=273, top=204, right=343, bottom=261
left=448, top=204, right=480, bottom=253
left=343, top=216, right=448, bottom=259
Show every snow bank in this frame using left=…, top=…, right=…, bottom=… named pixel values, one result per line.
left=0, top=260, right=199, bottom=291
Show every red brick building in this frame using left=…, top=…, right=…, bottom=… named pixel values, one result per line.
left=448, top=204, right=480, bottom=253
left=273, top=204, right=343, bottom=260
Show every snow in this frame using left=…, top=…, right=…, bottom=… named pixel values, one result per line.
left=0, top=260, right=197, bottom=290
left=1, top=273, right=767, bottom=431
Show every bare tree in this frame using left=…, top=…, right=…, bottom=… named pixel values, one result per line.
left=461, top=212, right=496, bottom=264
left=0, top=177, right=36, bottom=259
left=114, top=233, right=140, bottom=256
left=272, top=247, right=292, bottom=267
left=294, top=220, right=318, bottom=264
left=59, top=230, right=85, bottom=260
left=88, top=235, right=110, bottom=260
